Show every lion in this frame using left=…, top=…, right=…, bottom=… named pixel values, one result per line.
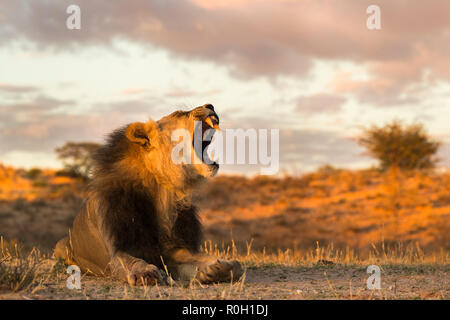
left=54, top=104, right=242, bottom=285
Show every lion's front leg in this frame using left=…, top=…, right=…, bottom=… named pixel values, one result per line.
left=166, top=248, right=243, bottom=283
left=109, top=251, right=167, bottom=286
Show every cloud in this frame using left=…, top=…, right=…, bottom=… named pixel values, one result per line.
left=217, top=126, right=370, bottom=175
left=295, top=94, right=346, bottom=115
left=204, top=114, right=371, bottom=173
left=2, top=1, right=450, bottom=171
left=94, top=97, right=165, bottom=114
left=0, top=93, right=124, bottom=156
left=0, top=112, right=127, bottom=155
left=279, top=128, right=368, bottom=167
left=0, top=94, right=76, bottom=130
left=0, top=83, right=38, bottom=93
left=2, top=0, right=450, bottom=107
left=1, top=95, right=75, bottom=112
left=329, top=64, right=423, bottom=107
left=166, top=87, right=222, bottom=99
left=0, top=93, right=210, bottom=160
left=0, top=94, right=371, bottom=174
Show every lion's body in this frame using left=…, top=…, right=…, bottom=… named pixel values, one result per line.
left=55, top=189, right=203, bottom=279
left=54, top=105, right=242, bottom=285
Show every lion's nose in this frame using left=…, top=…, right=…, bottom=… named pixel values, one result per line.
left=203, top=104, right=214, bottom=112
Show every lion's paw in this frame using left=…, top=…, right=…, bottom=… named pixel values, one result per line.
left=196, top=259, right=243, bottom=284
left=128, top=264, right=167, bottom=286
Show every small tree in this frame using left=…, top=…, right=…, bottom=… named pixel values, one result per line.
left=25, top=168, right=42, bottom=180
left=55, top=142, right=100, bottom=180
left=358, top=121, right=440, bottom=171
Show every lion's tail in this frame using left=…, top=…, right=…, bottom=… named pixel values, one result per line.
left=54, top=235, right=75, bottom=265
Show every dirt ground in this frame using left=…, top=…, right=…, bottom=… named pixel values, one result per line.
left=1, top=169, right=449, bottom=255
left=1, top=261, right=448, bottom=300
left=0, top=166, right=449, bottom=300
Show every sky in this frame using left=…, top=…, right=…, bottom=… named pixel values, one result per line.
left=1, top=0, right=450, bottom=175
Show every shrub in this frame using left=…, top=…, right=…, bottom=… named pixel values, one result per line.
left=25, top=168, right=42, bottom=180
left=55, top=142, right=100, bottom=181
left=358, top=121, right=440, bottom=171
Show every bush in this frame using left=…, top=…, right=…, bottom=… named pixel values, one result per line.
left=55, top=142, right=100, bottom=181
left=55, top=169, right=84, bottom=179
left=0, top=239, right=40, bottom=292
left=25, top=168, right=42, bottom=180
left=358, top=121, right=440, bottom=171
left=31, top=181, right=48, bottom=188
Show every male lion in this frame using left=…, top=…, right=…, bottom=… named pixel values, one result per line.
left=54, top=104, right=242, bottom=285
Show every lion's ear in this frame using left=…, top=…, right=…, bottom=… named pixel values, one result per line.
left=125, top=122, right=150, bottom=146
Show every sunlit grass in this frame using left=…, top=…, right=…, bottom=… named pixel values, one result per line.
left=0, top=237, right=447, bottom=299
left=202, top=239, right=450, bottom=268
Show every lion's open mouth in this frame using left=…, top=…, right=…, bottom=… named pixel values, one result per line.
left=193, top=115, right=220, bottom=166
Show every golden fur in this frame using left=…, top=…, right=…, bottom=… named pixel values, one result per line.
left=54, top=104, right=242, bottom=285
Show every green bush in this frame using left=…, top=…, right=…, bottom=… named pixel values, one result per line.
left=25, top=168, right=42, bottom=180
left=358, top=121, right=440, bottom=171
left=55, top=142, right=100, bottom=181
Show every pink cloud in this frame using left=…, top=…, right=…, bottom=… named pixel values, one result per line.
left=295, top=94, right=346, bottom=115
left=2, top=0, right=450, bottom=106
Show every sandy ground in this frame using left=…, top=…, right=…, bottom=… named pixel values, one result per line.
left=1, top=168, right=449, bottom=300
left=1, top=263, right=448, bottom=300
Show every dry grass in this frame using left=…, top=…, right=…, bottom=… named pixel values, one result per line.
left=0, top=237, right=448, bottom=300
left=0, top=164, right=449, bottom=299
left=0, top=238, right=53, bottom=293
left=202, top=239, right=449, bottom=268
left=197, top=167, right=450, bottom=253
left=1, top=164, right=449, bottom=252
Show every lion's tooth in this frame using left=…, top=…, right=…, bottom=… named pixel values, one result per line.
left=205, top=116, right=220, bottom=131
left=204, top=116, right=214, bottom=128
